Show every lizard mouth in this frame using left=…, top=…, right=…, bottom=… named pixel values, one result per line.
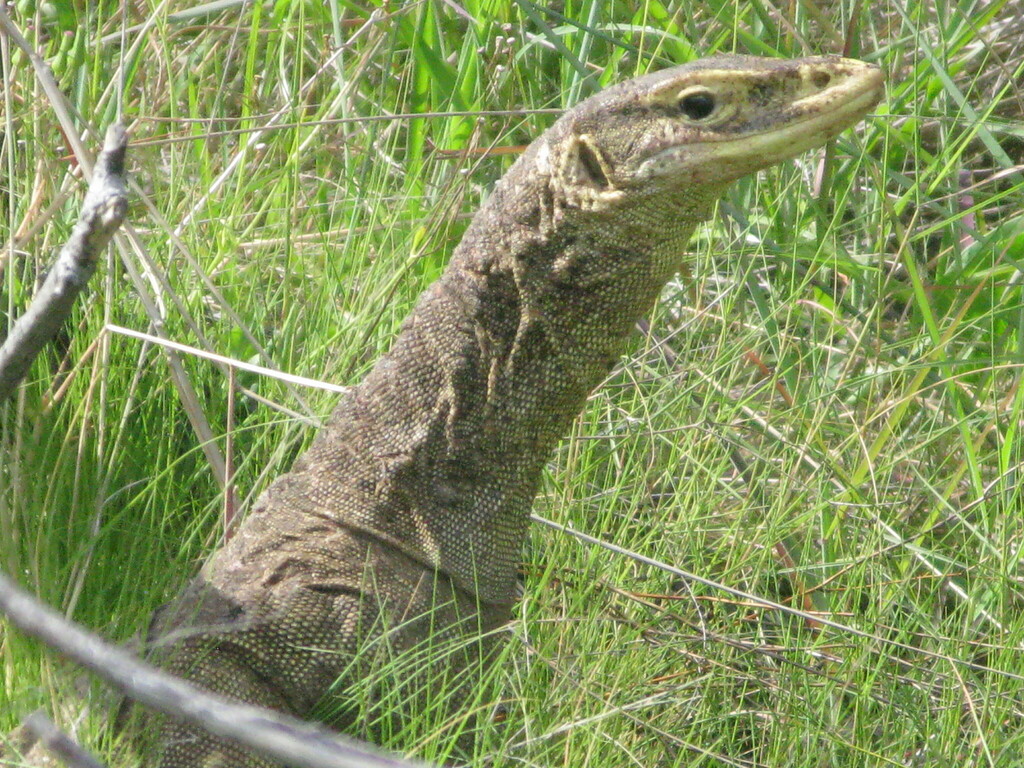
left=635, top=60, right=884, bottom=184
left=764, top=65, right=885, bottom=150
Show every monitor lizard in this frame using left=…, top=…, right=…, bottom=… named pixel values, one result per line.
left=146, top=55, right=884, bottom=766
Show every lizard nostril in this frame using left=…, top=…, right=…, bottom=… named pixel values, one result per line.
left=812, top=70, right=832, bottom=89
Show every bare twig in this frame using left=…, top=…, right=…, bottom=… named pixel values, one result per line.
left=21, top=711, right=107, bottom=768
left=0, top=124, right=129, bottom=402
left=0, top=571, right=426, bottom=768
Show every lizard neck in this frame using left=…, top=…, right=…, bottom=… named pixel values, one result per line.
left=305, top=148, right=719, bottom=604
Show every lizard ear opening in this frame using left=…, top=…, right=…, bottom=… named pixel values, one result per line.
left=565, top=134, right=613, bottom=191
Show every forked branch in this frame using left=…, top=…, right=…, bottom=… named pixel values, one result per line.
left=0, top=124, right=128, bottom=402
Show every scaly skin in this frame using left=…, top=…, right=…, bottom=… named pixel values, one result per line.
left=149, top=55, right=884, bottom=766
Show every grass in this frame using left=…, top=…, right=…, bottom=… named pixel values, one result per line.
left=2, top=0, right=1024, bottom=766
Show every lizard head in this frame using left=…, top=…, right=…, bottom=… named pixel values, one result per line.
left=546, top=55, right=884, bottom=212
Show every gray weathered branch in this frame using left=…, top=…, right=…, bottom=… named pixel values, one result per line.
left=0, top=124, right=129, bottom=402
left=0, top=570, right=426, bottom=768
left=18, top=711, right=107, bottom=768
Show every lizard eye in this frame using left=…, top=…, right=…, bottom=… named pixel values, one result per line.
left=679, top=90, right=716, bottom=120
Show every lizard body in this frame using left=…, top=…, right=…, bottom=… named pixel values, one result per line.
left=150, top=55, right=883, bottom=766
